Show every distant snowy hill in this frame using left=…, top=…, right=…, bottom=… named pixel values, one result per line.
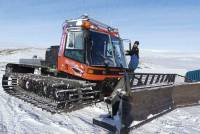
left=0, top=48, right=45, bottom=64
left=139, top=49, right=200, bottom=72
left=0, top=47, right=200, bottom=134
left=130, top=49, right=200, bottom=75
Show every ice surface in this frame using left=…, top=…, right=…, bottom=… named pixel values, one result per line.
left=0, top=47, right=200, bottom=134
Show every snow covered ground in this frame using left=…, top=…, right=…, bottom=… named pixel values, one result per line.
left=0, top=48, right=108, bottom=134
left=133, top=106, right=200, bottom=134
left=0, top=47, right=200, bottom=134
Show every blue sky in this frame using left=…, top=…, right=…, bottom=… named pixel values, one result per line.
left=0, top=0, right=200, bottom=51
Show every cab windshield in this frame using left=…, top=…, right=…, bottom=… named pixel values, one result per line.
left=89, top=31, right=114, bottom=66
left=88, top=31, right=127, bottom=68
left=64, top=30, right=127, bottom=68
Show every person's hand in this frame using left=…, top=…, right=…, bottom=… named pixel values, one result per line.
left=125, top=50, right=130, bottom=55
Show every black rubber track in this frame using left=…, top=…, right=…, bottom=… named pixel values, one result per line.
left=2, top=73, right=102, bottom=114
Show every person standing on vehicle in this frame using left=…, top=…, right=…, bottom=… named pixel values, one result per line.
left=127, top=41, right=140, bottom=72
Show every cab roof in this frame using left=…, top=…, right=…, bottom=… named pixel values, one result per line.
left=65, top=15, right=119, bottom=36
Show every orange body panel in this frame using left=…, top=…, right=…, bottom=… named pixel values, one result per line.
left=57, top=56, right=124, bottom=81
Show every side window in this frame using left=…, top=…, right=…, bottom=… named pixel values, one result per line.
left=66, top=31, right=83, bottom=49
left=67, top=32, right=74, bottom=48
left=74, top=32, right=83, bottom=49
left=111, top=37, right=126, bottom=68
left=64, top=31, right=84, bottom=63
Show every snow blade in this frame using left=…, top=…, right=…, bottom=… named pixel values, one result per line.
left=94, top=73, right=200, bottom=134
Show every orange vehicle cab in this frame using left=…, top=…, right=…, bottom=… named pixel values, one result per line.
left=57, top=16, right=128, bottom=81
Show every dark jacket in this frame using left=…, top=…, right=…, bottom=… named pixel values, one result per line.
left=126, top=46, right=139, bottom=58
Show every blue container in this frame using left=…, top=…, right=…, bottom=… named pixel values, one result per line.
left=185, top=70, right=200, bottom=82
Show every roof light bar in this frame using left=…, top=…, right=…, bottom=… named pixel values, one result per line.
left=65, top=15, right=118, bottom=32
